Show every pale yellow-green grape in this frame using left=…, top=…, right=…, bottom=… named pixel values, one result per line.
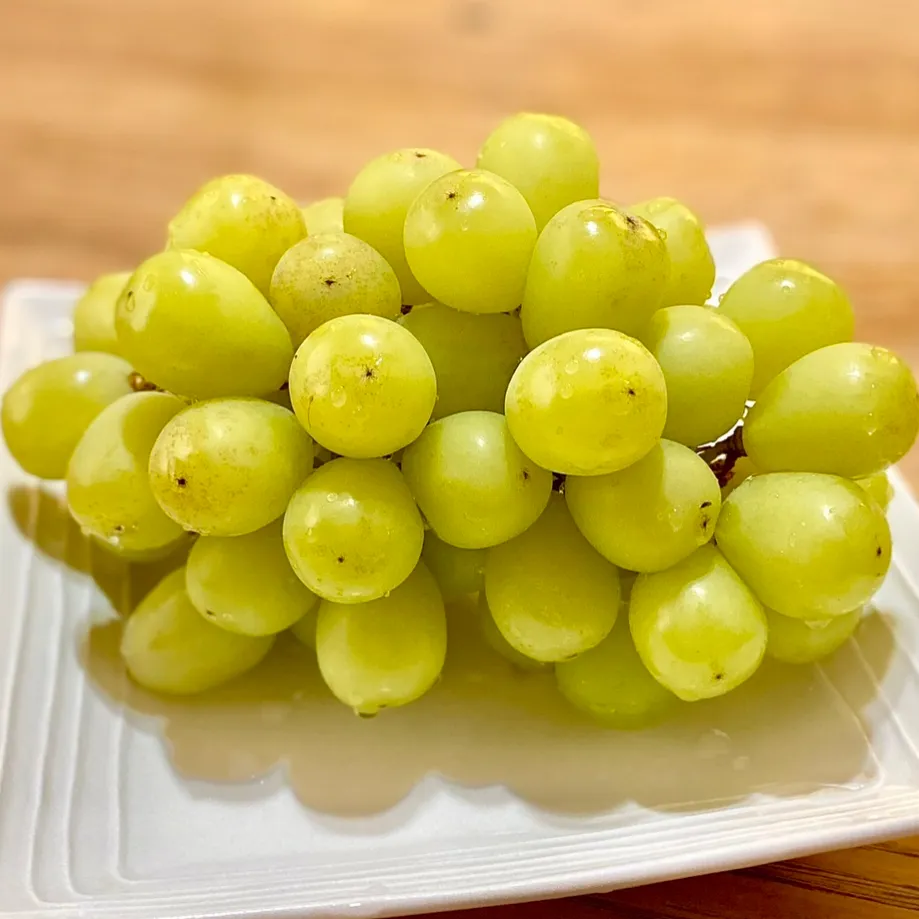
left=716, top=258, right=855, bottom=395
left=556, top=618, right=679, bottom=729
left=121, top=568, right=274, bottom=695
left=743, top=343, right=919, bottom=478
left=149, top=399, right=314, bottom=537
left=642, top=305, right=753, bottom=447
left=505, top=328, right=667, bottom=476
left=283, top=458, right=423, bottom=603
left=477, top=591, right=550, bottom=672
left=1, top=353, right=134, bottom=479
left=401, top=411, right=552, bottom=549
left=721, top=455, right=758, bottom=498
left=301, top=196, right=344, bottom=235
left=185, top=520, right=320, bottom=636
left=290, top=603, right=318, bottom=649
left=73, top=271, right=131, bottom=355
left=343, top=148, right=462, bottom=305
left=629, top=197, right=715, bottom=307
left=566, top=440, right=721, bottom=572
left=485, top=495, right=620, bottom=662
left=400, top=302, right=527, bottom=418
left=421, top=531, right=486, bottom=601
left=766, top=607, right=863, bottom=665
left=316, top=562, right=447, bottom=715
left=269, top=233, right=402, bottom=347
left=629, top=544, right=767, bottom=701
left=167, top=173, right=306, bottom=296
left=476, top=112, right=600, bottom=231
left=403, top=168, right=537, bottom=314
left=520, top=200, right=669, bottom=347
left=90, top=533, right=192, bottom=564
left=288, top=314, right=436, bottom=458
left=67, top=391, right=187, bottom=555
left=115, top=250, right=293, bottom=399
left=716, top=473, right=891, bottom=619
left=856, top=471, right=893, bottom=511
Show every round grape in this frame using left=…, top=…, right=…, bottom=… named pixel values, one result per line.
left=766, top=607, right=863, bottom=665
left=421, top=531, right=486, bottom=602
left=300, top=196, right=344, bottom=235
left=73, top=271, right=131, bottom=355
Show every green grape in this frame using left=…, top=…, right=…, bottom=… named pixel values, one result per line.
left=642, top=305, right=753, bottom=447
left=316, top=561, right=447, bottom=715
left=288, top=314, right=436, bottom=458
left=721, top=456, right=758, bottom=498
left=856, top=471, right=893, bottom=511
left=400, top=302, right=527, bottom=419
left=556, top=618, right=679, bottom=729
left=476, top=112, right=600, bottom=231
left=167, top=173, right=306, bottom=296
left=73, top=271, right=131, bottom=355
left=115, top=250, right=293, bottom=399
left=485, top=494, right=620, bottom=662
left=2, top=353, right=134, bottom=479
left=421, top=531, right=486, bottom=601
left=629, top=544, right=767, bottom=701
left=716, top=473, right=891, bottom=619
left=283, top=458, right=423, bottom=603
left=743, top=343, right=919, bottom=478
left=716, top=258, right=855, bottom=396
left=67, top=391, right=187, bottom=555
left=290, top=603, right=318, bottom=649
left=403, top=168, right=537, bottom=314
left=185, top=520, right=319, bottom=636
left=629, top=197, right=715, bottom=306
left=505, top=328, right=667, bottom=476
left=477, top=591, right=550, bottom=671
left=269, top=233, right=402, bottom=347
left=766, top=607, right=862, bottom=665
left=300, top=196, right=344, bottom=235
left=343, top=148, right=462, bottom=305
left=149, top=398, right=314, bottom=537
left=401, top=411, right=551, bottom=549
left=566, top=440, right=721, bottom=572
left=520, top=200, right=669, bottom=347
left=121, top=568, right=274, bottom=695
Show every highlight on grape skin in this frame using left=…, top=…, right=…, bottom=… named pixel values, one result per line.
left=0, top=109, right=915, bottom=735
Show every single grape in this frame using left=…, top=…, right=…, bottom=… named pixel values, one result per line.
left=403, top=168, right=537, bottom=314
left=290, top=604, right=318, bottom=649
left=167, top=174, right=305, bottom=296
left=67, top=391, right=187, bottom=555
left=716, top=473, right=891, bottom=619
left=642, top=305, right=753, bottom=447
left=316, top=561, right=447, bottom=715
left=629, top=197, right=715, bottom=306
left=343, top=148, right=462, bottom=305
left=401, top=411, right=551, bottom=549
left=186, top=520, right=320, bottom=636
left=716, top=258, right=855, bottom=395
left=476, top=112, right=600, bottom=231
left=149, top=398, right=314, bottom=537
left=566, top=440, right=721, bottom=572
left=283, top=458, right=423, bottom=603
left=288, top=314, right=436, bottom=458
left=121, top=568, right=274, bottom=695
left=629, top=544, right=767, bottom=701
left=556, top=618, right=679, bottom=729
left=505, top=328, right=667, bottom=476
left=743, top=342, right=919, bottom=478
left=766, top=607, right=862, bottom=665
left=520, top=200, right=669, bottom=347
left=73, top=271, right=131, bottom=355
left=2, top=353, right=134, bottom=479
left=300, top=196, right=344, bottom=235
left=485, top=495, right=620, bottom=662
left=477, top=591, right=550, bottom=671
left=115, top=250, right=293, bottom=399
left=856, top=471, right=893, bottom=511
left=269, top=233, right=402, bottom=347
left=421, top=531, right=486, bottom=601
left=400, top=302, right=527, bottom=419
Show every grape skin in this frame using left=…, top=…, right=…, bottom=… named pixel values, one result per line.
left=73, top=271, right=131, bottom=355
left=300, top=196, right=344, bottom=235
left=421, top=531, right=486, bottom=602
left=766, top=607, right=863, bottom=665
left=477, top=591, right=551, bottom=672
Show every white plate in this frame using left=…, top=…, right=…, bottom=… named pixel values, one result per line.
left=2, top=225, right=919, bottom=919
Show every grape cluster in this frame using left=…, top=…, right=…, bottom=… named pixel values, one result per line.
left=3, top=112, right=918, bottom=728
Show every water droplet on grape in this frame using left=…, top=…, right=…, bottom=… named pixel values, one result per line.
left=564, top=359, right=579, bottom=375
left=331, top=388, right=347, bottom=407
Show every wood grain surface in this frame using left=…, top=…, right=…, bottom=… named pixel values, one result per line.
left=2, top=1, right=919, bottom=916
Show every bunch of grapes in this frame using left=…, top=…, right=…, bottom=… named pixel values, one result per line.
left=3, top=112, right=917, bottom=729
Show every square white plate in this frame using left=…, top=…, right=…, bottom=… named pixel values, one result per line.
left=2, top=225, right=919, bottom=919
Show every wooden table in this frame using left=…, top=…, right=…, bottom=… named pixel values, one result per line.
left=2, top=1, right=919, bottom=916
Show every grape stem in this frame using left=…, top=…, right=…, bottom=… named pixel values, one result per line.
left=697, top=425, right=746, bottom=488
left=129, top=372, right=160, bottom=393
